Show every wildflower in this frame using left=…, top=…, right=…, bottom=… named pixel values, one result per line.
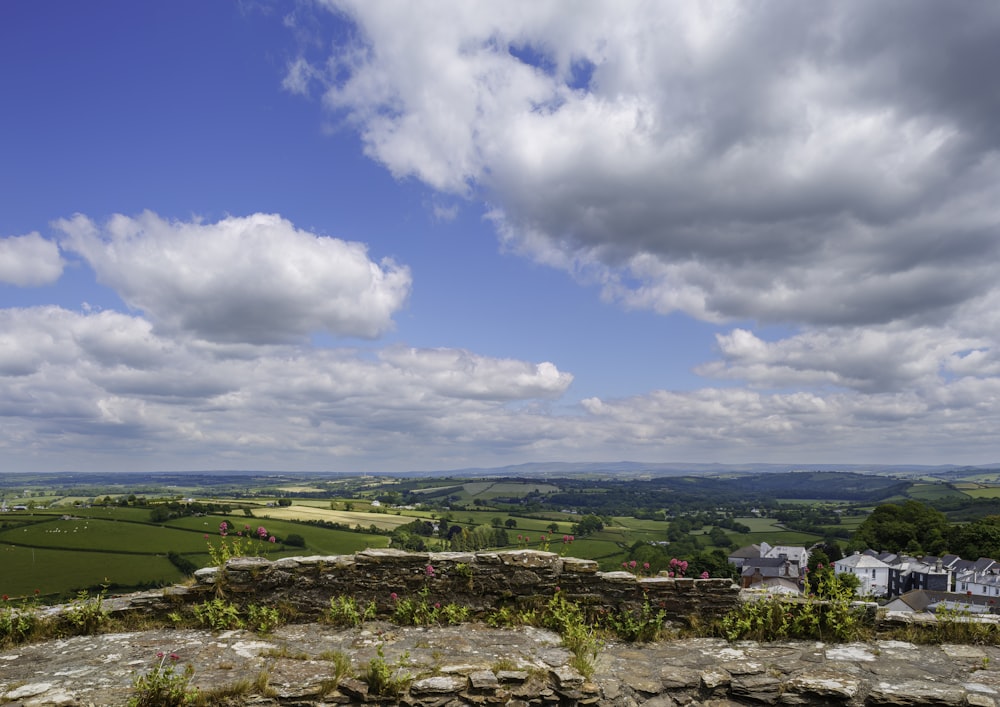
left=156, top=651, right=165, bottom=658
left=554, top=586, right=561, bottom=593
left=668, top=571, right=675, bottom=577
left=629, top=560, right=637, bottom=569
left=257, top=526, right=268, bottom=539
left=622, top=562, right=628, bottom=569
left=434, top=602, right=441, bottom=609
left=33, top=589, right=39, bottom=596
left=390, top=592, right=398, bottom=601
left=425, top=564, right=435, bottom=576
left=563, top=535, right=570, bottom=543
left=203, top=534, right=209, bottom=539
left=643, top=562, right=650, bottom=571
left=700, top=571, right=709, bottom=579
left=268, top=536, right=276, bottom=543
left=1, top=594, right=7, bottom=602
left=170, top=653, right=180, bottom=661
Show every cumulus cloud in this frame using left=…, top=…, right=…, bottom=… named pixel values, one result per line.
left=0, top=306, right=574, bottom=468
left=55, top=211, right=411, bottom=344
left=0, top=232, right=64, bottom=286
left=295, top=1, right=1000, bottom=328
left=698, top=326, right=990, bottom=394
left=4, top=304, right=1000, bottom=469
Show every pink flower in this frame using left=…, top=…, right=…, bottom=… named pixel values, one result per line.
left=434, top=602, right=441, bottom=609
left=268, top=536, right=276, bottom=543
left=156, top=651, right=165, bottom=659
left=425, top=564, right=435, bottom=576
left=668, top=571, right=675, bottom=577
left=257, top=526, right=267, bottom=538
left=622, top=562, right=628, bottom=569
left=629, top=560, right=637, bottom=569
left=169, top=653, right=180, bottom=661
left=700, top=571, right=709, bottom=579
left=390, top=592, right=398, bottom=601
left=1, top=594, right=7, bottom=602
left=203, top=534, right=209, bottom=539
left=643, top=562, right=650, bottom=570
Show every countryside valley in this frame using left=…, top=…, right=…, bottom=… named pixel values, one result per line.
left=5, top=466, right=1000, bottom=605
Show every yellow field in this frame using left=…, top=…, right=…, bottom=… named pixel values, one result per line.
left=256, top=505, right=416, bottom=530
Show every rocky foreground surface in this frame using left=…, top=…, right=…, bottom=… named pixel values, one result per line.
left=3, top=622, right=1000, bottom=706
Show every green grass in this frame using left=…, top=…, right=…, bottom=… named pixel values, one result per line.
left=961, top=487, right=1000, bottom=499
left=0, top=545, right=182, bottom=598
left=165, top=515, right=390, bottom=555
left=0, top=517, right=210, bottom=554
left=906, top=483, right=970, bottom=501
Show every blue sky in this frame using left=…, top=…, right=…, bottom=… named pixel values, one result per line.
left=2, top=1, right=1000, bottom=472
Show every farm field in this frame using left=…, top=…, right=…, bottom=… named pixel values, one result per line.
left=0, top=545, right=181, bottom=598
left=257, top=504, right=417, bottom=530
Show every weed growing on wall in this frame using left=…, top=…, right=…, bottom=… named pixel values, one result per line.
left=127, top=651, right=197, bottom=707
left=720, top=565, right=870, bottom=642
left=328, top=595, right=377, bottom=627
left=62, top=588, right=111, bottom=635
left=362, top=643, right=411, bottom=698
left=0, top=592, right=43, bottom=646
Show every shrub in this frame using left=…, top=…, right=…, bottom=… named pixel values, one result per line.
left=127, top=652, right=198, bottom=707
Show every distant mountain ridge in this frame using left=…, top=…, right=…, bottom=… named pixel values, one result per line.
left=402, top=460, right=998, bottom=479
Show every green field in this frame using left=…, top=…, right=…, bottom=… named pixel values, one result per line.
left=0, top=545, right=181, bottom=598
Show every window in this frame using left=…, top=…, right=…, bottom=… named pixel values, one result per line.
left=872, top=569, right=877, bottom=578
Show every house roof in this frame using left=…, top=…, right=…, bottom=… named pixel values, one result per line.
left=836, top=553, right=890, bottom=569
left=746, top=576, right=802, bottom=594
left=728, top=544, right=761, bottom=560
left=885, top=589, right=998, bottom=613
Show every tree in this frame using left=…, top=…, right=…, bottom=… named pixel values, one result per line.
left=848, top=500, right=949, bottom=554
left=284, top=533, right=306, bottom=548
left=277, top=498, right=293, bottom=507
left=572, top=514, right=604, bottom=536
left=504, top=518, right=517, bottom=529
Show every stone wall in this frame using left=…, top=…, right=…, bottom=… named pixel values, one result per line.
left=179, top=548, right=739, bottom=623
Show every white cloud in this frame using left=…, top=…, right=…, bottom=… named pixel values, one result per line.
left=0, top=232, right=64, bottom=286
left=0, top=306, right=576, bottom=469
left=55, top=211, right=411, bottom=345
left=297, top=1, right=1000, bottom=328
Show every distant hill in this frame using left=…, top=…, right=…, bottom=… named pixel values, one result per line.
left=399, top=461, right=988, bottom=479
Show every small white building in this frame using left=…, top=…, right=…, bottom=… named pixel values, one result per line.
left=955, top=571, right=1000, bottom=600
left=761, top=543, right=809, bottom=566
left=834, top=552, right=892, bottom=598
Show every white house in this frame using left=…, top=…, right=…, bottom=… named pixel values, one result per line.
left=955, top=571, right=1000, bottom=600
left=761, top=543, right=809, bottom=567
left=834, top=552, right=892, bottom=598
